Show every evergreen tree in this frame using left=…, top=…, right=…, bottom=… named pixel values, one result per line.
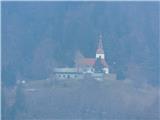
left=94, top=58, right=104, bottom=73
left=2, top=65, right=16, bottom=87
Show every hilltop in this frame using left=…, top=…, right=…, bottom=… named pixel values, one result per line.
left=3, top=78, right=159, bottom=120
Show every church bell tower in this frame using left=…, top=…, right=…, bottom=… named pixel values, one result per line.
left=96, top=34, right=105, bottom=59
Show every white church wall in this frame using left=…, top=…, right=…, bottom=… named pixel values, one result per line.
left=96, top=54, right=105, bottom=59
left=103, top=68, right=109, bottom=74
left=55, top=73, right=83, bottom=80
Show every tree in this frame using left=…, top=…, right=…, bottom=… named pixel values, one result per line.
left=15, top=83, right=26, bottom=111
left=2, top=65, right=16, bottom=87
left=74, top=50, right=85, bottom=66
left=94, top=58, right=104, bottom=73
left=30, top=38, right=56, bottom=79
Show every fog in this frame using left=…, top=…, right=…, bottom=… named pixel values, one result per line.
left=2, top=78, right=160, bottom=119
left=2, top=1, right=159, bottom=120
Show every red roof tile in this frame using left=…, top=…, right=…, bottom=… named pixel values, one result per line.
left=76, top=58, right=108, bottom=68
left=78, top=58, right=96, bottom=66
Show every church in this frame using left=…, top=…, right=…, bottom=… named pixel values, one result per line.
left=75, top=34, right=109, bottom=74
left=53, top=34, right=116, bottom=80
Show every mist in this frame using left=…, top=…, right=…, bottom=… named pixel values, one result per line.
left=2, top=1, right=159, bottom=120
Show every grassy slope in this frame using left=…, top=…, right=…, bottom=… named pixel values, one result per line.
left=16, top=79, right=159, bottom=120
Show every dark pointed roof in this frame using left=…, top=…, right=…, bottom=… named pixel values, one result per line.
left=96, top=34, right=104, bottom=54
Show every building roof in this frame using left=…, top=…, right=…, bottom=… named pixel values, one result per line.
left=96, top=48, right=104, bottom=54
left=54, top=68, right=78, bottom=73
left=96, top=34, right=105, bottom=54
left=77, top=58, right=96, bottom=66
left=76, top=58, right=108, bottom=68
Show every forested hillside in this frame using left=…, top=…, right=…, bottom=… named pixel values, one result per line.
left=2, top=2, right=159, bottom=85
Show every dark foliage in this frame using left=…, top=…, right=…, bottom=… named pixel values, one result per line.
left=2, top=65, right=17, bottom=87
left=94, top=58, right=104, bottom=73
left=2, top=2, right=159, bottom=85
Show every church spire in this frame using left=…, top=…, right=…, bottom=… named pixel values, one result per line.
left=98, top=34, right=103, bottom=49
left=96, top=34, right=105, bottom=59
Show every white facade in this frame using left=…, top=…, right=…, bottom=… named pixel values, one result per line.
left=54, top=68, right=78, bottom=73
left=53, top=68, right=83, bottom=80
left=55, top=73, right=83, bottom=80
left=79, top=67, right=95, bottom=74
left=96, top=54, right=105, bottom=59
left=52, top=34, right=112, bottom=80
left=103, top=68, right=109, bottom=74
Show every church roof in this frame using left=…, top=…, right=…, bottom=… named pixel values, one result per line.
left=77, top=58, right=96, bottom=66
left=96, top=34, right=105, bottom=54
left=76, top=58, right=108, bottom=68
left=75, top=34, right=108, bottom=68
left=96, top=48, right=104, bottom=54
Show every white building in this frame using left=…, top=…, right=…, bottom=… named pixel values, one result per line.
left=54, top=68, right=83, bottom=80
left=53, top=34, right=110, bottom=80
